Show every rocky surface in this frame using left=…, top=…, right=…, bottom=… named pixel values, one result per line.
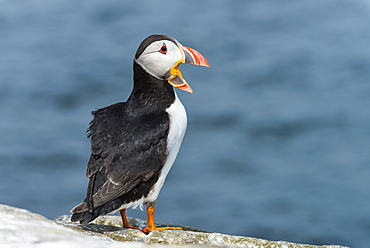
left=0, top=204, right=348, bottom=248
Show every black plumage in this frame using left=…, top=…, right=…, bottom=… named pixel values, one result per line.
left=71, top=61, right=176, bottom=224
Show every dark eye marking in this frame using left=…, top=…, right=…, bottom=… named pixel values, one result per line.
left=158, top=43, right=167, bottom=54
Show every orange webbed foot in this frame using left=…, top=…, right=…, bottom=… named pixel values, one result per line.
left=142, top=226, right=183, bottom=234
left=121, top=206, right=183, bottom=234
left=141, top=206, right=183, bottom=234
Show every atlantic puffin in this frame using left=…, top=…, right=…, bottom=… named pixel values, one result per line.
left=70, top=34, right=209, bottom=234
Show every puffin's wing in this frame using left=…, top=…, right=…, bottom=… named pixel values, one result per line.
left=84, top=102, right=170, bottom=211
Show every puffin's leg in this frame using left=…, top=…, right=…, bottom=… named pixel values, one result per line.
left=120, top=209, right=140, bottom=230
left=141, top=205, right=183, bottom=234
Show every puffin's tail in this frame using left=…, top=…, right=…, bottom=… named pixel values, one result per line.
left=70, top=199, right=123, bottom=225
left=70, top=202, right=100, bottom=224
left=71, top=210, right=100, bottom=225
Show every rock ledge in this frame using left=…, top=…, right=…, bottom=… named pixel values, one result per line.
left=0, top=204, right=347, bottom=248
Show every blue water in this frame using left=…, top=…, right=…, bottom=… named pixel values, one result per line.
left=1, top=1, right=369, bottom=247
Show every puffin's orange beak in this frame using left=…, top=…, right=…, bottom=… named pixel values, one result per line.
left=168, top=45, right=210, bottom=94
left=182, top=46, right=210, bottom=68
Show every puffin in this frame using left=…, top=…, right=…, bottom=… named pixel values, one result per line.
left=70, top=34, right=210, bottom=234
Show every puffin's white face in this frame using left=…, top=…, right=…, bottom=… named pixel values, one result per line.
left=134, top=35, right=210, bottom=93
left=135, top=40, right=183, bottom=80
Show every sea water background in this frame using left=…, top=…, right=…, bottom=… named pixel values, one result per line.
left=0, top=1, right=369, bottom=247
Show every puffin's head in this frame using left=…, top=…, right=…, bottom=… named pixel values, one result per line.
left=134, top=34, right=210, bottom=93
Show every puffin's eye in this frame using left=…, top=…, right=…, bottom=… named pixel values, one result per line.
left=158, top=43, right=167, bottom=54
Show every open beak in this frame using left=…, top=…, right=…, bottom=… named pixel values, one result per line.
left=168, top=45, right=210, bottom=93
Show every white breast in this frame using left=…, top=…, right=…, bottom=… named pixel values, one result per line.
left=144, top=91, right=187, bottom=204
left=117, top=92, right=187, bottom=211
